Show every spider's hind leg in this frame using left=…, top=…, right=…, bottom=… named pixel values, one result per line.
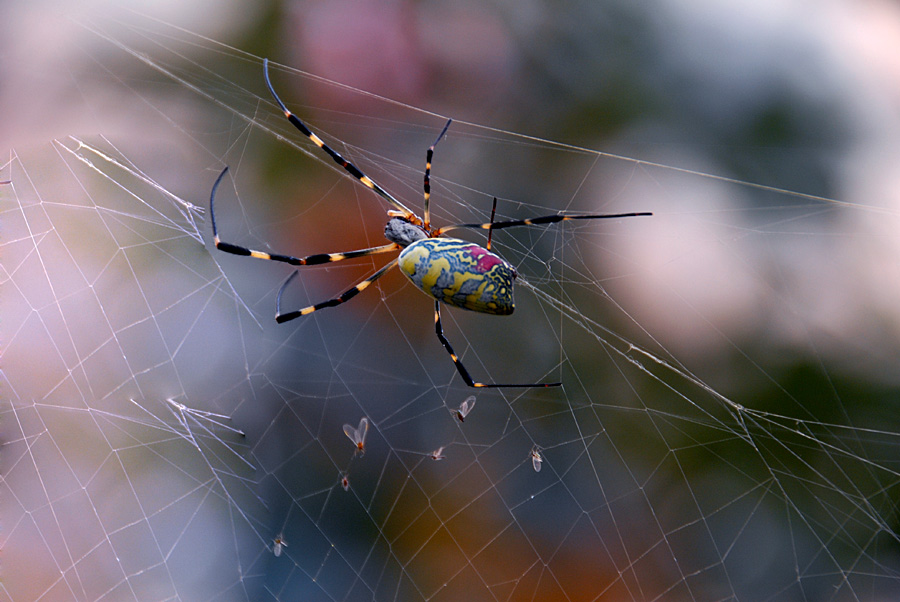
left=433, top=301, right=561, bottom=389
left=275, top=258, right=399, bottom=323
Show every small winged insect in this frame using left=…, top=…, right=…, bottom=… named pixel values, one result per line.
left=430, top=446, right=446, bottom=461
left=341, top=473, right=350, bottom=491
left=273, top=534, right=288, bottom=557
left=530, top=446, right=543, bottom=472
left=454, top=396, right=476, bottom=422
left=343, top=417, right=369, bottom=456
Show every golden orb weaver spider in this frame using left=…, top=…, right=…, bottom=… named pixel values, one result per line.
left=209, top=59, right=651, bottom=388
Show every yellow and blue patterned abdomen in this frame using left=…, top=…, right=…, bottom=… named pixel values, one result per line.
left=398, top=238, right=516, bottom=315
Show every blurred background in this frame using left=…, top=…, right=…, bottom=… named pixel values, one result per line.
left=3, top=1, right=900, bottom=601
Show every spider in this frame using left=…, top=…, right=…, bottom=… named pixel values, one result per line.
left=209, top=59, right=651, bottom=388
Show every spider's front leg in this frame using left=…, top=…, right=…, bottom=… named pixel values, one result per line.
left=210, top=167, right=399, bottom=268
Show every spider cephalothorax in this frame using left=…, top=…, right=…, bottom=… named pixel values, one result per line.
left=383, top=216, right=428, bottom=247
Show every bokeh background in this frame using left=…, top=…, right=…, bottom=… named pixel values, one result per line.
left=3, top=1, right=900, bottom=601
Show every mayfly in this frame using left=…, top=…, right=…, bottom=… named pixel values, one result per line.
left=453, top=396, right=476, bottom=422
left=343, top=417, right=369, bottom=456
left=273, top=534, right=288, bottom=557
left=530, top=446, right=543, bottom=472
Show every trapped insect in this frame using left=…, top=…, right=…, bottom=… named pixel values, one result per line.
left=210, top=59, right=651, bottom=388
left=341, top=473, right=350, bottom=491
left=273, top=534, right=288, bottom=557
left=530, top=446, right=543, bottom=472
left=430, top=446, right=446, bottom=460
left=453, top=395, right=476, bottom=422
left=343, top=417, right=369, bottom=456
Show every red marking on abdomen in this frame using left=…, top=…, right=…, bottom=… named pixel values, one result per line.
left=465, top=245, right=503, bottom=273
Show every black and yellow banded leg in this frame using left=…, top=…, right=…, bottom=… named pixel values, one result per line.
left=210, top=167, right=400, bottom=266
left=275, top=257, right=399, bottom=323
left=486, top=197, right=498, bottom=251
left=263, top=59, right=416, bottom=220
left=423, top=119, right=452, bottom=230
left=437, top=210, right=653, bottom=237
left=433, top=301, right=561, bottom=389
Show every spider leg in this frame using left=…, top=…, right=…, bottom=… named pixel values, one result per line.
left=210, top=167, right=400, bottom=266
left=486, top=197, right=498, bottom=251
left=436, top=210, right=652, bottom=236
left=423, top=119, right=452, bottom=230
left=433, top=301, right=561, bottom=388
left=275, top=257, right=399, bottom=323
left=263, top=59, right=416, bottom=220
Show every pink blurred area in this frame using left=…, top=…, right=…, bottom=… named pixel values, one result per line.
left=285, top=0, right=518, bottom=116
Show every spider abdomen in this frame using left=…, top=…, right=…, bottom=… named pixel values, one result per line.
left=398, top=238, right=516, bottom=315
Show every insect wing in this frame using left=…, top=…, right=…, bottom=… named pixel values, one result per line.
left=531, top=448, right=543, bottom=472
left=456, top=396, right=476, bottom=421
left=461, top=396, right=475, bottom=417
left=354, top=417, right=368, bottom=450
left=343, top=417, right=369, bottom=453
left=273, top=536, right=287, bottom=557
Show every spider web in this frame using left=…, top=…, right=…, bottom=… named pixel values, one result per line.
left=4, top=6, right=900, bottom=602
